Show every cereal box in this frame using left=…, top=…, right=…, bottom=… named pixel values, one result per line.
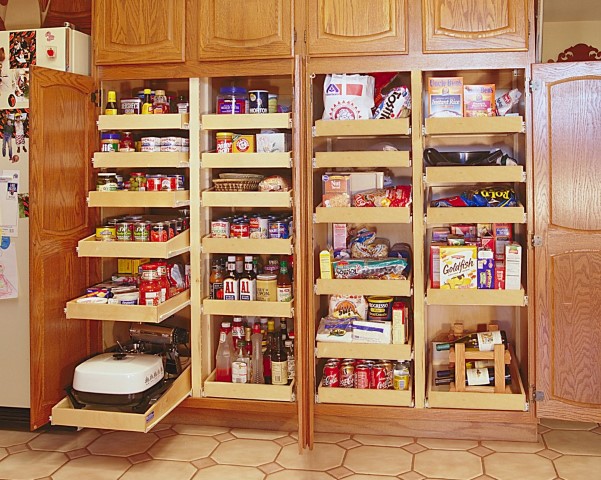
left=504, top=243, right=522, bottom=290
left=464, top=84, right=496, bottom=117
left=477, top=249, right=495, bottom=289
left=428, top=77, right=464, bottom=117
left=439, top=246, right=477, bottom=289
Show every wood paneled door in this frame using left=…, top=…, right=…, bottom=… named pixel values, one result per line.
left=532, top=61, right=601, bottom=422
left=29, top=67, right=101, bottom=430
left=198, top=0, right=293, bottom=60
left=307, top=0, right=407, bottom=56
left=94, top=0, right=186, bottom=65
left=422, top=0, right=528, bottom=53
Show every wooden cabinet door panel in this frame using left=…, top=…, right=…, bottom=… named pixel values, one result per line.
left=30, top=67, right=101, bottom=430
left=423, top=0, right=528, bottom=53
left=94, top=0, right=185, bottom=65
left=198, top=0, right=293, bottom=60
left=308, top=0, right=407, bottom=55
left=533, top=62, right=601, bottom=422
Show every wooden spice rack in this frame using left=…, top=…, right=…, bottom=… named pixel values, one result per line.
left=448, top=343, right=510, bottom=394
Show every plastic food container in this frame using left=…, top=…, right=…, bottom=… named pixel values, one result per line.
left=101, top=133, right=120, bottom=152
left=216, top=86, right=248, bottom=114
left=96, top=173, right=118, bottom=191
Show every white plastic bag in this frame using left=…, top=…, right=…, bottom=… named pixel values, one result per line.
left=322, top=74, right=375, bottom=120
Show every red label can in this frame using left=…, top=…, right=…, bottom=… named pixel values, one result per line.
left=339, top=363, right=355, bottom=388
left=322, top=362, right=340, bottom=388
left=230, top=222, right=250, bottom=238
left=372, top=364, right=389, bottom=390
left=355, top=364, right=370, bottom=389
left=150, top=222, right=168, bottom=242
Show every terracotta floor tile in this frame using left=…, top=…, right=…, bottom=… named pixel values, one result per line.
left=148, top=434, right=219, bottom=461
left=483, top=452, right=556, bottom=480
left=274, top=436, right=298, bottom=446
left=212, top=438, right=280, bottom=466
left=259, top=462, right=284, bottom=474
left=345, top=476, right=405, bottom=480
left=344, top=445, right=412, bottom=476
left=468, top=446, right=495, bottom=457
left=214, top=432, right=236, bottom=442
left=266, top=471, right=334, bottom=480
left=230, top=428, right=287, bottom=440
left=403, top=443, right=428, bottom=454
left=0, top=450, right=67, bottom=480
left=66, top=448, right=89, bottom=460
left=543, top=430, right=601, bottom=455
left=87, top=431, right=158, bottom=457
left=191, top=457, right=217, bottom=470
left=190, top=464, right=266, bottom=480
left=537, top=449, right=562, bottom=460
left=51, top=454, right=131, bottom=480
left=417, top=438, right=479, bottom=450
left=276, top=443, right=345, bottom=471
left=352, top=434, right=413, bottom=447
left=172, top=424, right=229, bottom=436
left=128, top=453, right=152, bottom=464
left=337, top=439, right=361, bottom=449
left=554, top=454, right=601, bottom=480
left=155, top=428, right=177, bottom=438
left=313, top=432, right=352, bottom=443
left=414, top=450, right=483, bottom=479
left=328, top=465, right=354, bottom=479
left=540, top=418, right=598, bottom=431
left=6, top=444, right=29, bottom=454
left=28, top=428, right=101, bottom=452
left=119, top=459, right=197, bottom=480
left=481, top=438, right=545, bottom=453
left=0, top=429, right=38, bottom=447
left=400, top=472, right=426, bottom=480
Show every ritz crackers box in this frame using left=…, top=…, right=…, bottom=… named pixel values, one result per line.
left=428, top=77, right=464, bottom=117
left=439, top=246, right=477, bottom=289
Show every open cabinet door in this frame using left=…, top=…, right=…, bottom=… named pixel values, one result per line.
left=532, top=61, right=601, bottom=422
left=29, top=67, right=101, bottom=430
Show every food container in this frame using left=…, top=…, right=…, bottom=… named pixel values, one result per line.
left=256, top=274, right=277, bottom=302
left=129, top=172, right=147, bottom=191
left=100, top=133, right=120, bottom=152
left=116, top=222, right=134, bottom=241
left=367, top=296, right=394, bottom=321
left=216, top=132, right=233, bottom=153
left=120, top=98, right=142, bottom=115
left=95, top=226, right=116, bottom=241
left=133, top=221, right=151, bottom=242
left=140, top=137, right=161, bottom=152
left=119, top=132, right=135, bottom=152
left=249, top=90, right=269, bottom=114
left=146, top=174, right=163, bottom=192
left=216, top=86, right=248, bottom=114
left=268, top=93, right=278, bottom=113
left=96, top=173, right=118, bottom=192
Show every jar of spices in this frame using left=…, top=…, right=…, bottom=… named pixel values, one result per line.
left=129, top=172, right=147, bottom=191
left=119, top=131, right=135, bottom=152
left=96, top=172, right=118, bottom=191
left=101, top=133, right=120, bottom=152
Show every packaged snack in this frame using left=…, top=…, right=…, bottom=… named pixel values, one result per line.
left=464, top=84, right=496, bottom=117
left=389, top=243, right=412, bottom=275
left=351, top=238, right=390, bottom=258
left=329, top=294, right=368, bottom=319
left=352, top=320, right=392, bottom=344
left=322, top=174, right=351, bottom=207
left=258, top=175, right=289, bottom=192
left=353, top=185, right=412, bottom=207
left=374, top=86, right=412, bottom=119
left=322, top=74, right=375, bottom=120
left=428, top=77, right=464, bottom=117
left=316, top=316, right=353, bottom=343
left=431, top=186, right=517, bottom=208
left=332, top=258, right=408, bottom=280
left=477, top=249, right=495, bottom=289
left=439, top=246, right=477, bottom=289
left=496, top=88, right=522, bottom=116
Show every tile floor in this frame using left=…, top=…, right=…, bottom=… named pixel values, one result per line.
left=0, top=418, right=598, bottom=480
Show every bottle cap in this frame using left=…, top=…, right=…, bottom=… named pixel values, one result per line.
left=107, top=91, right=117, bottom=102
left=143, top=88, right=152, bottom=94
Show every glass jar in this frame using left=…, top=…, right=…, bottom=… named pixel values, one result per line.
left=96, top=172, right=118, bottom=191
left=153, top=89, right=169, bottom=114
left=216, top=86, right=248, bottom=114
left=119, top=131, right=135, bottom=152
left=101, top=133, right=120, bottom=152
left=139, top=264, right=162, bottom=306
left=129, top=172, right=147, bottom=191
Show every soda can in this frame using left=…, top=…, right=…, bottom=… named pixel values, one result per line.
left=322, top=362, right=340, bottom=388
left=380, top=361, right=394, bottom=389
left=372, top=364, right=389, bottom=390
left=355, top=364, right=370, bottom=389
left=339, top=362, right=355, bottom=388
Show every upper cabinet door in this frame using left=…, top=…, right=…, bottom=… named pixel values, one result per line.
left=94, top=0, right=186, bottom=65
left=198, top=0, right=293, bottom=60
left=308, top=0, right=407, bottom=56
left=422, top=0, right=528, bottom=53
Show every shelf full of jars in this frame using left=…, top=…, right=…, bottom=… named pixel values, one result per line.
left=420, top=69, right=530, bottom=411
left=199, top=76, right=298, bottom=402
left=53, top=79, right=195, bottom=431
left=308, top=71, right=416, bottom=408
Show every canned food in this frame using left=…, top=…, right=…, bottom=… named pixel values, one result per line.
left=146, top=174, right=163, bottom=192
left=140, top=137, right=161, bottom=152
left=170, top=174, right=185, bottom=190
left=133, top=221, right=151, bottom=242
left=355, top=364, right=370, bottom=389
left=171, top=218, right=183, bottom=235
left=150, top=222, right=168, bottom=242
left=160, top=175, right=176, bottom=191
left=165, top=220, right=176, bottom=239
left=216, top=132, right=233, bottom=153
left=116, top=222, right=134, bottom=241
left=339, top=363, right=355, bottom=388
left=268, top=93, right=278, bottom=113
left=322, top=362, right=340, bottom=388
left=129, top=172, right=147, bottom=191
left=95, top=226, right=116, bottom=241
left=230, top=222, right=250, bottom=238
left=269, top=221, right=290, bottom=239
left=211, top=220, right=230, bottom=238
left=249, top=90, right=269, bottom=114
left=367, top=296, right=394, bottom=321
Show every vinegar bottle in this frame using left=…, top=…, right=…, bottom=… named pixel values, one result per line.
left=215, top=322, right=234, bottom=382
left=232, top=340, right=250, bottom=384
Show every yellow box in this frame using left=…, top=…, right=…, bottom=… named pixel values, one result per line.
left=232, top=134, right=255, bottom=153
left=118, top=258, right=150, bottom=275
left=439, top=246, right=477, bottom=289
left=319, top=249, right=333, bottom=279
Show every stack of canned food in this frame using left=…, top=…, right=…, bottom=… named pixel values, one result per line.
left=96, top=171, right=186, bottom=192
left=210, top=212, right=293, bottom=239
left=322, top=358, right=411, bottom=391
left=95, top=211, right=190, bottom=242
left=100, top=131, right=189, bottom=153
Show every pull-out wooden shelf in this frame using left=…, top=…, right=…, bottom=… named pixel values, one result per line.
left=98, top=113, right=189, bottom=131
left=314, top=118, right=411, bottom=137
left=201, top=236, right=293, bottom=255
left=316, top=279, right=412, bottom=297
left=88, top=190, right=190, bottom=208
left=201, top=152, right=292, bottom=169
left=203, top=370, right=295, bottom=402
left=78, top=231, right=190, bottom=259
left=426, top=349, right=526, bottom=411
left=201, top=113, right=291, bottom=130
left=202, top=190, right=292, bottom=208
left=93, top=152, right=190, bottom=169
left=65, top=290, right=191, bottom=323
left=51, top=366, right=191, bottom=433
left=425, top=166, right=525, bottom=184
left=316, top=382, right=413, bottom=407
left=426, top=205, right=526, bottom=224
left=202, top=299, right=294, bottom=318
left=314, top=150, right=410, bottom=169
left=424, top=116, right=524, bottom=136
left=426, top=287, right=526, bottom=306
left=316, top=342, right=412, bottom=361
left=315, top=206, right=411, bottom=224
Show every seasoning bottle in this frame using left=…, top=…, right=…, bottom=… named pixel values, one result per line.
left=139, top=264, right=161, bottom=306
left=277, top=260, right=292, bottom=302
left=177, top=94, right=189, bottom=114
left=142, top=88, right=153, bottom=114
left=271, top=333, right=288, bottom=386
left=209, top=260, right=225, bottom=300
left=119, top=132, right=135, bottom=152
left=153, top=89, right=169, bottom=114
left=156, top=261, right=171, bottom=302
left=105, top=91, right=118, bottom=115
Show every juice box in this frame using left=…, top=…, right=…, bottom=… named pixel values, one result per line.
left=428, top=77, right=464, bottom=117
left=464, top=84, right=496, bottom=117
left=504, top=243, right=522, bottom=290
left=439, top=245, right=477, bottom=289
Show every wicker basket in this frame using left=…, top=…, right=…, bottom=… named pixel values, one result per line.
left=212, top=178, right=260, bottom=192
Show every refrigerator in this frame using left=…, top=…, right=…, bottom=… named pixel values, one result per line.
left=0, top=26, right=90, bottom=407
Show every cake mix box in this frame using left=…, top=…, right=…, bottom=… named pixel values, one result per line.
left=464, top=84, right=496, bottom=117
left=439, top=245, right=477, bottom=289
left=428, top=77, right=464, bottom=117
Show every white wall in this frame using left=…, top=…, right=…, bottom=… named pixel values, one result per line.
left=543, top=20, right=601, bottom=62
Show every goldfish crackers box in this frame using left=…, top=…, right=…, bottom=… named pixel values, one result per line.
left=439, top=245, right=477, bottom=289
left=428, top=77, right=464, bottom=117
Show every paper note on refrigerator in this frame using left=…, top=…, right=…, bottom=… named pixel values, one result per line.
left=0, top=235, right=17, bottom=299
left=0, top=169, right=18, bottom=236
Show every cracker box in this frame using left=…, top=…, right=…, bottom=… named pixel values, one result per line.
left=464, top=84, right=496, bottom=117
left=439, top=246, right=477, bottom=289
left=428, top=77, right=464, bottom=117
left=504, top=243, right=522, bottom=290
left=451, top=224, right=477, bottom=240
left=232, top=134, right=255, bottom=153
left=477, top=249, right=495, bottom=289
left=481, top=236, right=495, bottom=257
left=322, top=174, right=351, bottom=207
left=432, top=227, right=450, bottom=243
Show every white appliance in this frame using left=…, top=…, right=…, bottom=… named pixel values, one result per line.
left=0, top=25, right=90, bottom=407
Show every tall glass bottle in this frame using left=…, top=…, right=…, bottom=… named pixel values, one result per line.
left=435, top=330, right=508, bottom=352
left=277, top=259, right=292, bottom=302
left=263, top=319, right=275, bottom=384
left=284, top=339, right=294, bottom=385
left=232, top=340, right=250, bottom=384
left=271, top=334, right=288, bottom=386
left=215, top=322, right=234, bottom=382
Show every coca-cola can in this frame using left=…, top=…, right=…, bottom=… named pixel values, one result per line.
left=372, top=364, right=389, bottom=390
left=322, top=362, right=340, bottom=388
left=339, top=363, right=355, bottom=388
left=380, top=361, right=394, bottom=389
left=355, top=364, right=370, bottom=389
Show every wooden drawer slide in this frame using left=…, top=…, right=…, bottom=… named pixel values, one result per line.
left=203, top=370, right=295, bottom=402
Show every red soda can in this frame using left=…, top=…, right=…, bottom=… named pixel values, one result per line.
left=322, top=362, right=340, bottom=388
left=380, top=361, right=393, bottom=389
left=339, top=362, right=355, bottom=388
left=372, top=363, right=388, bottom=389
left=355, top=364, right=370, bottom=389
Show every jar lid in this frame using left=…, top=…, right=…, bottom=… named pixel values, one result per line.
left=155, top=90, right=165, bottom=95
left=257, top=274, right=277, bottom=280
left=219, top=86, right=247, bottom=95
left=216, top=131, right=233, bottom=137
left=98, top=172, right=116, bottom=177
left=130, top=172, right=146, bottom=175
left=101, top=133, right=120, bottom=139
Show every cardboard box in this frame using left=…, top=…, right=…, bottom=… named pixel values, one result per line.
left=118, top=258, right=149, bottom=275
left=493, top=223, right=513, bottom=261
left=477, top=249, right=495, bottom=289
left=451, top=224, right=477, bottom=240
left=464, top=84, right=496, bottom=117
left=430, top=243, right=444, bottom=288
left=232, top=134, right=255, bottom=153
left=319, top=249, right=334, bottom=279
left=333, top=223, right=347, bottom=251
left=256, top=132, right=291, bottom=153
left=392, top=301, right=407, bottom=344
left=432, top=227, right=450, bottom=243
left=495, top=261, right=506, bottom=290
left=439, top=245, right=477, bottom=289
left=322, top=174, right=351, bottom=207
left=337, top=171, right=384, bottom=195
left=428, top=77, right=464, bottom=117
left=352, top=320, right=392, bottom=344
left=504, top=243, right=522, bottom=290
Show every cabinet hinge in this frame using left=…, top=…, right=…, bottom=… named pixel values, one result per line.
left=312, top=213, right=317, bottom=223
left=531, top=235, right=543, bottom=247
left=312, top=157, right=317, bottom=168
left=90, top=90, right=101, bottom=107
left=304, top=30, right=307, bottom=43
left=527, top=78, right=541, bottom=93
left=294, top=29, right=297, bottom=44
left=533, top=390, right=544, bottom=402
